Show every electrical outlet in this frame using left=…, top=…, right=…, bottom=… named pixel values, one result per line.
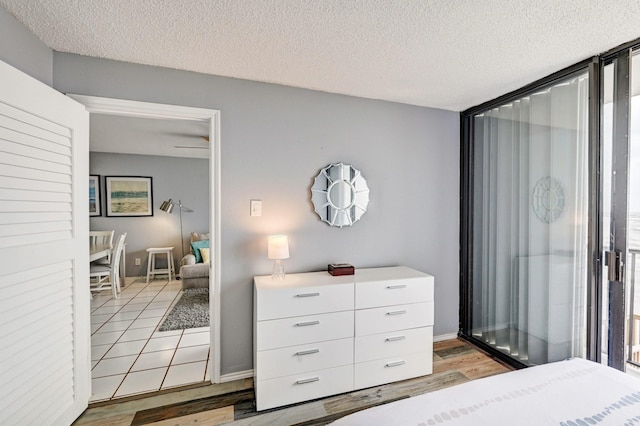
left=135, top=257, right=141, bottom=266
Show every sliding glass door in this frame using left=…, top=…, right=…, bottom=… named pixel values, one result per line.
left=463, top=68, right=591, bottom=366
left=602, top=48, right=640, bottom=371
left=626, top=51, right=640, bottom=371
left=462, top=39, right=640, bottom=371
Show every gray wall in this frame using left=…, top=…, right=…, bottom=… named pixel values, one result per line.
left=90, top=152, right=209, bottom=277
left=0, top=6, right=52, bottom=86
left=53, top=52, right=460, bottom=376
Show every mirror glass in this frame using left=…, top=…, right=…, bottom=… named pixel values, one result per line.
left=311, top=163, right=370, bottom=227
left=532, top=176, right=565, bottom=223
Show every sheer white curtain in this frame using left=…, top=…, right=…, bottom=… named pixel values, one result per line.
left=472, top=72, right=589, bottom=365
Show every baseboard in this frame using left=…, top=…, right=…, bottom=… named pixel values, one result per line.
left=433, top=332, right=459, bottom=342
left=219, top=369, right=254, bottom=383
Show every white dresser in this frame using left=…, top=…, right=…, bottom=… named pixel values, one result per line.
left=253, top=266, right=434, bottom=411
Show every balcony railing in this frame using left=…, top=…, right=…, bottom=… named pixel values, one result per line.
left=627, top=249, right=640, bottom=367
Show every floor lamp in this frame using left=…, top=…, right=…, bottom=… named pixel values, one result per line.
left=159, top=199, right=194, bottom=261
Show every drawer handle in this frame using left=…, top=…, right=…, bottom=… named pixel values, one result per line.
left=385, top=360, right=406, bottom=368
left=295, top=292, right=320, bottom=298
left=385, top=335, right=406, bottom=342
left=295, top=320, right=320, bottom=327
left=386, top=310, right=407, bottom=316
left=295, top=349, right=320, bottom=356
left=295, top=377, right=320, bottom=385
left=386, top=284, right=407, bottom=289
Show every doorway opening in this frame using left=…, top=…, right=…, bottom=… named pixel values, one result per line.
left=72, top=95, right=221, bottom=401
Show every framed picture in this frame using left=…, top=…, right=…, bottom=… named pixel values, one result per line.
left=105, top=176, right=154, bottom=217
left=89, top=175, right=101, bottom=216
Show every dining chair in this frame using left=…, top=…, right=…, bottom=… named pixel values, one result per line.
left=90, top=232, right=127, bottom=298
left=90, top=230, right=115, bottom=265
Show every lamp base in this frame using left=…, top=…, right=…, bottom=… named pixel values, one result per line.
left=272, top=259, right=285, bottom=280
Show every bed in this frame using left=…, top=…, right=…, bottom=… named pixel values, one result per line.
left=331, top=358, right=640, bottom=425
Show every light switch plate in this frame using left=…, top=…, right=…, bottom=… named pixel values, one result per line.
left=250, top=199, right=262, bottom=216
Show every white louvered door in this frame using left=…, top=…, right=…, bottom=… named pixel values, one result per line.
left=0, top=60, right=90, bottom=425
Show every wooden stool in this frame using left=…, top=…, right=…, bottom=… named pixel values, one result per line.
left=146, top=247, right=175, bottom=283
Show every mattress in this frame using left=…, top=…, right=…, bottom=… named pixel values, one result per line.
left=331, top=358, right=640, bottom=425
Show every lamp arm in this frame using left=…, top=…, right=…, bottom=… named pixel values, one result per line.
left=161, top=198, right=194, bottom=264
left=179, top=202, right=185, bottom=260
left=178, top=200, right=194, bottom=212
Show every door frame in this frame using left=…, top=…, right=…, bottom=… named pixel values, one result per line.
left=68, top=94, right=222, bottom=384
left=598, top=47, right=633, bottom=370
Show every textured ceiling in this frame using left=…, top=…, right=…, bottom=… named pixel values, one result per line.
left=3, top=0, right=640, bottom=111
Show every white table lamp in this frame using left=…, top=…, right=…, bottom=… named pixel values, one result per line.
left=268, top=235, right=289, bottom=279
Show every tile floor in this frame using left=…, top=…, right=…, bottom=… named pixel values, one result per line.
left=90, top=278, right=210, bottom=402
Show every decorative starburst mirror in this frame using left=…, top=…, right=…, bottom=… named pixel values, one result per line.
left=311, top=162, right=370, bottom=227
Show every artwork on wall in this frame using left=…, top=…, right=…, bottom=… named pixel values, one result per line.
left=89, top=175, right=101, bottom=216
left=105, top=176, right=154, bottom=217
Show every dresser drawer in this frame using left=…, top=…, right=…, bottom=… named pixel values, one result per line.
left=256, top=337, right=354, bottom=381
left=355, top=326, right=432, bottom=363
left=355, top=267, right=433, bottom=309
left=255, top=364, right=354, bottom=411
left=255, top=273, right=354, bottom=321
left=355, top=301, right=433, bottom=337
left=256, top=310, right=354, bottom=351
left=354, top=351, right=433, bottom=389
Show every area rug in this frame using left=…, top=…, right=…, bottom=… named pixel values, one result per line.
left=159, top=288, right=209, bottom=331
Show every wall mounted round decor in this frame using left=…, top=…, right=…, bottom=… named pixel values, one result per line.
left=532, top=176, right=565, bottom=223
left=311, top=163, right=370, bottom=227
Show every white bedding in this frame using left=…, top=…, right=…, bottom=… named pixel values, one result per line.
left=331, top=358, right=640, bottom=425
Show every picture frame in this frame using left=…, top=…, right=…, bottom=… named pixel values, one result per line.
left=89, top=175, right=101, bottom=216
left=105, top=176, right=154, bottom=217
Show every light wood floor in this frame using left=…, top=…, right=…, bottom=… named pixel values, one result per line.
left=73, top=338, right=512, bottom=426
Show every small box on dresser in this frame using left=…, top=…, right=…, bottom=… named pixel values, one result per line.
left=253, top=266, right=434, bottom=411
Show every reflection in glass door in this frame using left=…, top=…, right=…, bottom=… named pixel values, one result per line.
left=469, top=69, right=590, bottom=366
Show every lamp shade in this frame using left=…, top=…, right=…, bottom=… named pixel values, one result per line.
left=160, top=199, right=194, bottom=213
left=160, top=199, right=174, bottom=213
left=267, top=235, right=290, bottom=260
